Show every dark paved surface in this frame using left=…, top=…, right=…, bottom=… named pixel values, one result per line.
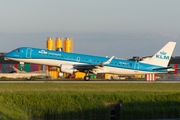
left=0, top=81, right=180, bottom=83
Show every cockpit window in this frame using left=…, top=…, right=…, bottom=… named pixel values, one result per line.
left=13, top=49, right=20, bottom=52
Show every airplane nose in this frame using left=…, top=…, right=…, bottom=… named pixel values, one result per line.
left=4, top=52, right=12, bottom=59
left=4, top=53, right=10, bottom=57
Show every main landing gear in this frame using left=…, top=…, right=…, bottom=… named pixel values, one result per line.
left=84, top=71, right=90, bottom=81
left=84, top=76, right=90, bottom=81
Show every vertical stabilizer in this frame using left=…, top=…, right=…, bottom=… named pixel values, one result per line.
left=140, top=42, right=176, bottom=67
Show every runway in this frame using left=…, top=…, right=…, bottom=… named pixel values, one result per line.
left=0, top=81, right=180, bottom=83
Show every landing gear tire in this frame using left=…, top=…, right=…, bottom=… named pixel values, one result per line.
left=84, top=76, right=90, bottom=81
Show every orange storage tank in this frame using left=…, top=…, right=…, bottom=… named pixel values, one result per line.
left=64, top=37, right=71, bottom=53
left=47, top=37, right=53, bottom=50
left=56, top=37, right=63, bottom=51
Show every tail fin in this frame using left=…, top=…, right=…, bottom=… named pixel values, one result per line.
left=140, top=42, right=176, bottom=67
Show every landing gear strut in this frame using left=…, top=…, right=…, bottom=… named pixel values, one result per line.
left=84, top=71, right=90, bottom=81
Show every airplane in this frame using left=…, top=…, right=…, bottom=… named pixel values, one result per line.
left=4, top=41, right=176, bottom=81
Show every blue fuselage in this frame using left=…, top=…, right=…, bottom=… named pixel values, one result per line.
left=4, top=47, right=168, bottom=74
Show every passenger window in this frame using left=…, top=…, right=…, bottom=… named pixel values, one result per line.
left=86, top=59, right=88, bottom=61
left=65, top=56, right=67, bottom=58
left=50, top=54, right=52, bottom=56
left=94, top=60, right=95, bottom=62
left=111, top=62, right=113, bottom=64
left=61, top=56, right=63, bottom=58
left=126, top=64, right=128, bottom=66
left=90, top=60, right=92, bottom=61
left=82, top=59, right=83, bottom=60
left=115, top=63, right=117, bottom=65
left=42, top=53, right=44, bottom=55
left=123, top=64, right=124, bottom=66
left=73, top=57, right=75, bottom=59
left=54, top=55, right=56, bottom=57
left=97, top=61, right=99, bottom=62
left=58, top=55, right=59, bottom=57
left=77, top=58, right=80, bottom=60
left=39, top=53, right=40, bottom=55
left=46, top=54, right=48, bottom=56
left=69, top=57, right=71, bottom=59
left=119, top=63, right=121, bottom=65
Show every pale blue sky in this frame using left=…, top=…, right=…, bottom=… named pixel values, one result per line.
left=0, top=0, right=180, bottom=58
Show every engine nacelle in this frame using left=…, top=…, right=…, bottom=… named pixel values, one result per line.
left=60, top=64, right=77, bottom=74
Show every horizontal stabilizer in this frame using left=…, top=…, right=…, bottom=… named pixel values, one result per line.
left=153, top=66, right=173, bottom=70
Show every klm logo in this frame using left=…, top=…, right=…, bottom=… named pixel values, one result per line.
left=39, top=50, right=47, bottom=54
left=156, top=51, right=169, bottom=60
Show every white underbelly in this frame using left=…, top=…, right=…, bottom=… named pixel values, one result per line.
left=8, top=58, right=165, bottom=75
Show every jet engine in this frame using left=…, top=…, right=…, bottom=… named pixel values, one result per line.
left=60, top=64, right=77, bottom=74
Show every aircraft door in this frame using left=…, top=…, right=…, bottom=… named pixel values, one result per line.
left=26, top=48, right=32, bottom=58
left=134, top=61, right=139, bottom=72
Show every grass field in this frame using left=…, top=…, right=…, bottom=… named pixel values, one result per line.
left=0, top=83, right=180, bottom=120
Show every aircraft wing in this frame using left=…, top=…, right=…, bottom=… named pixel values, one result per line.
left=74, top=64, right=103, bottom=70
left=74, top=56, right=114, bottom=71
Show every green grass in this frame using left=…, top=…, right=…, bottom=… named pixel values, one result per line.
left=0, top=83, right=180, bottom=119
left=0, top=83, right=180, bottom=92
left=0, top=77, right=146, bottom=81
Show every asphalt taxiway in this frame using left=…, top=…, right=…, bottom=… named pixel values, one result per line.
left=0, top=81, right=180, bottom=83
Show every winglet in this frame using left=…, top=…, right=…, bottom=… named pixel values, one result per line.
left=103, top=56, right=114, bottom=65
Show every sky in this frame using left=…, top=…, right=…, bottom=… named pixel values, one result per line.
left=0, top=0, right=180, bottom=58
